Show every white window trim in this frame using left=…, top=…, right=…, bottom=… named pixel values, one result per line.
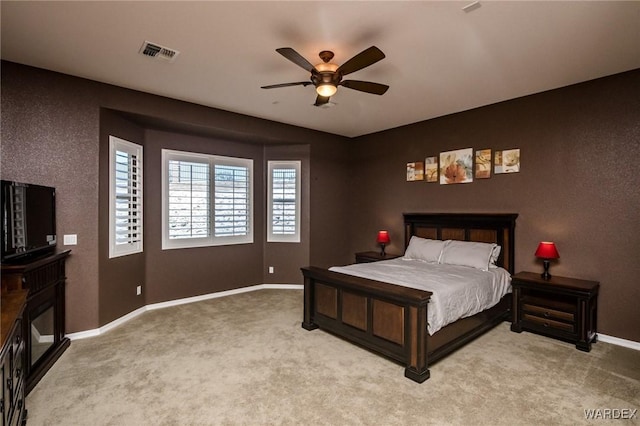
left=109, top=136, right=143, bottom=258
left=267, top=160, right=301, bottom=243
left=161, top=149, right=253, bottom=250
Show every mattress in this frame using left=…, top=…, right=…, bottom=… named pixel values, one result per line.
left=329, top=258, right=511, bottom=335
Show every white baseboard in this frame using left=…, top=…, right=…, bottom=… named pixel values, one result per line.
left=145, top=283, right=301, bottom=311
left=66, top=283, right=303, bottom=341
left=66, top=305, right=147, bottom=340
left=597, top=333, right=640, bottom=351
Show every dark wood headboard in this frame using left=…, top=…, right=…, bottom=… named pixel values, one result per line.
left=404, top=213, right=518, bottom=273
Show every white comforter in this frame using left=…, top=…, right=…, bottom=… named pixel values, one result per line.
left=329, top=258, right=511, bottom=335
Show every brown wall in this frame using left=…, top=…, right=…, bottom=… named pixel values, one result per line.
left=1, top=61, right=350, bottom=333
left=309, top=142, right=352, bottom=267
left=3, top=60, right=638, bottom=343
left=98, top=109, right=146, bottom=324
left=348, top=69, right=640, bottom=342
left=2, top=63, right=102, bottom=333
left=263, top=144, right=311, bottom=284
left=142, top=129, right=265, bottom=303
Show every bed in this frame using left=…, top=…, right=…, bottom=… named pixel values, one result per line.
left=301, top=213, right=518, bottom=383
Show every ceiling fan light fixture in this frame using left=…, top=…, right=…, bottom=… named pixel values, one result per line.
left=315, top=62, right=339, bottom=73
left=316, top=83, right=337, bottom=97
left=264, top=46, right=388, bottom=104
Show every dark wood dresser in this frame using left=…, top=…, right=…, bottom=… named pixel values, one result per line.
left=510, top=271, right=599, bottom=351
left=1, top=250, right=71, bottom=394
left=1, top=289, right=28, bottom=425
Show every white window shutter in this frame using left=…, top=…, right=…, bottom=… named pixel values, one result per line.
left=162, top=149, right=253, bottom=249
left=109, top=136, right=143, bottom=258
left=268, top=161, right=301, bottom=243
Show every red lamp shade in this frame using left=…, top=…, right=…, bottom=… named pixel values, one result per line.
left=377, top=230, right=390, bottom=244
left=535, top=242, right=560, bottom=259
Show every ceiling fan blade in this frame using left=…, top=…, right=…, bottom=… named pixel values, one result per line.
left=261, top=82, right=312, bottom=89
left=314, top=95, right=330, bottom=106
left=340, top=80, right=389, bottom=95
left=276, top=48, right=316, bottom=73
left=336, top=46, right=385, bottom=76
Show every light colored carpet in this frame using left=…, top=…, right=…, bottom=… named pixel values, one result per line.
left=27, top=290, right=639, bottom=425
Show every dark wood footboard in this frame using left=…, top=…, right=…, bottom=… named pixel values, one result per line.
left=301, top=212, right=517, bottom=383
left=301, top=266, right=433, bottom=382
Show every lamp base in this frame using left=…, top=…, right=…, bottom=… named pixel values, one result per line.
left=379, top=244, right=386, bottom=257
left=541, top=259, right=552, bottom=280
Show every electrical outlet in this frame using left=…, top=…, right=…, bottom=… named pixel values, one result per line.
left=136, top=285, right=142, bottom=296
left=268, top=266, right=274, bottom=274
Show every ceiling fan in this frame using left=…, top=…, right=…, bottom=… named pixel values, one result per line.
left=261, top=46, right=389, bottom=106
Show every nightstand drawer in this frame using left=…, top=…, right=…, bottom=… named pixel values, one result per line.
left=523, top=314, right=574, bottom=332
left=522, top=303, right=574, bottom=322
left=355, top=251, right=401, bottom=263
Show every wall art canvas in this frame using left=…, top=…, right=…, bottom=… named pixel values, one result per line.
left=406, top=161, right=424, bottom=181
left=475, top=149, right=492, bottom=179
left=440, top=148, right=473, bottom=184
left=495, top=149, right=520, bottom=174
left=425, top=156, right=438, bottom=182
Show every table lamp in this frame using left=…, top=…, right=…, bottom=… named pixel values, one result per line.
left=377, top=230, right=390, bottom=256
left=535, top=241, right=560, bottom=280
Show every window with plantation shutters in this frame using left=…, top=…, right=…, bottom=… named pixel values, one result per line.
left=214, top=164, right=250, bottom=237
left=167, top=159, right=210, bottom=240
left=267, top=161, right=300, bottom=243
left=162, top=149, right=253, bottom=249
left=109, top=136, right=143, bottom=258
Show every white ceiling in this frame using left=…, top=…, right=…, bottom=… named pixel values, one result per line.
left=2, top=1, right=639, bottom=138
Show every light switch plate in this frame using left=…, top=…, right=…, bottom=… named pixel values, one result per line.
left=63, top=234, right=77, bottom=245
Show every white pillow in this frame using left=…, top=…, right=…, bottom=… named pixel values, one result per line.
left=489, top=245, right=501, bottom=268
left=403, top=236, right=448, bottom=263
left=440, top=240, right=498, bottom=271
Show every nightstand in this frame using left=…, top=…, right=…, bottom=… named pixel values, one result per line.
left=510, top=271, right=599, bottom=351
left=355, top=251, right=402, bottom=263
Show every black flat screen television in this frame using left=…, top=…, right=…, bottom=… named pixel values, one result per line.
left=1, top=180, right=57, bottom=263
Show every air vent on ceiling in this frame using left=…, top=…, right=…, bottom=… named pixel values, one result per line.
left=139, top=41, right=179, bottom=62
